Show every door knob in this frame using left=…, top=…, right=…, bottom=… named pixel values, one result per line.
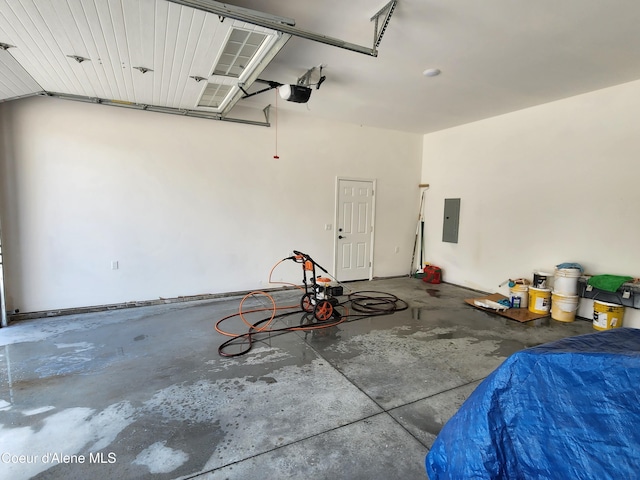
left=338, top=235, right=346, bottom=239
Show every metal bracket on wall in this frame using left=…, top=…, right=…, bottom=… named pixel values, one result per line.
left=371, top=0, right=398, bottom=48
left=262, top=104, right=271, bottom=124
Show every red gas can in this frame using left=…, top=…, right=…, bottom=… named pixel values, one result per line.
left=422, top=265, right=442, bottom=284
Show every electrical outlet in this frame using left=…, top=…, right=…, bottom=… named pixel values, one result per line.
left=394, top=246, right=400, bottom=253
left=325, top=224, right=332, bottom=231
left=111, top=261, right=119, bottom=270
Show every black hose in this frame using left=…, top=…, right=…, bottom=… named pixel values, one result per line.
left=217, top=290, right=408, bottom=357
left=348, top=290, right=409, bottom=315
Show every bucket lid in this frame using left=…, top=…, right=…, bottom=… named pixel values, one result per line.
left=554, top=267, right=581, bottom=277
left=529, top=286, right=551, bottom=292
left=594, top=300, right=624, bottom=308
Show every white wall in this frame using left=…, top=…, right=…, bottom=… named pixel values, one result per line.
left=0, top=96, right=422, bottom=312
left=422, top=79, right=640, bottom=328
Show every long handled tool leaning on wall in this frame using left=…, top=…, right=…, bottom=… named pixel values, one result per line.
left=409, top=184, right=429, bottom=276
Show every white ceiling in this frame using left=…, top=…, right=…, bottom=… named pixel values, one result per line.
left=2, top=0, right=640, bottom=134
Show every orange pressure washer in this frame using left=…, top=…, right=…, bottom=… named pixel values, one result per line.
left=291, top=250, right=343, bottom=321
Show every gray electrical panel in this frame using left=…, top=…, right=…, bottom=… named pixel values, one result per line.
left=442, top=198, right=460, bottom=243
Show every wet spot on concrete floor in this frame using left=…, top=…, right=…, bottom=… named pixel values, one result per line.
left=22, top=406, right=56, bottom=416
left=434, top=332, right=454, bottom=339
left=323, top=328, right=505, bottom=408
left=426, top=289, right=441, bottom=298
left=0, top=401, right=135, bottom=478
left=134, top=335, right=148, bottom=341
left=206, top=346, right=293, bottom=372
left=141, top=358, right=380, bottom=472
left=389, top=380, right=481, bottom=448
left=415, top=409, right=445, bottom=437
left=133, top=441, right=189, bottom=474
left=492, top=338, right=529, bottom=357
left=35, top=357, right=92, bottom=377
left=246, top=376, right=276, bottom=384
left=55, top=342, right=95, bottom=352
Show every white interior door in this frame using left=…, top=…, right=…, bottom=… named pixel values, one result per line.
left=336, top=178, right=375, bottom=281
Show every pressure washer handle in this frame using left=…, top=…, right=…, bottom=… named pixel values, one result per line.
left=293, top=250, right=331, bottom=274
left=290, top=250, right=308, bottom=262
left=314, top=262, right=330, bottom=274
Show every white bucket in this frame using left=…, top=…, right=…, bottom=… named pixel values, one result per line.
left=509, top=284, right=529, bottom=308
left=553, top=268, right=581, bottom=295
left=551, top=292, right=579, bottom=322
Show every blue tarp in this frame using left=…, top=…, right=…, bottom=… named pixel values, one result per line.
left=426, top=328, right=640, bottom=479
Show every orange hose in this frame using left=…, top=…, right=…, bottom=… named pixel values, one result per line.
left=214, top=257, right=351, bottom=345
left=239, top=291, right=277, bottom=332
left=267, top=258, right=306, bottom=295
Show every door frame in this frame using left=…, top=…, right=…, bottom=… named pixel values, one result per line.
left=334, top=177, right=376, bottom=281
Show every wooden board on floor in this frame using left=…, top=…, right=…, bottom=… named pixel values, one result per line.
left=464, top=293, right=550, bottom=323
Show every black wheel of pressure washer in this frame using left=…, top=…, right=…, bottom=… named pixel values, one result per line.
left=314, top=299, right=334, bottom=322
left=300, top=293, right=314, bottom=313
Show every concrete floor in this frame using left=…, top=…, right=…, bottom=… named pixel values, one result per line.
left=0, top=278, right=595, bottom=479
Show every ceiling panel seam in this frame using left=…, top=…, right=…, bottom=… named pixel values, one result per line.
left=188, top=12, right=223, bottom=109
left=0, top=51, right=42, bottom=95
left=172, top=8, right=199, bottom=107
left=0, top=56, right=21, bottom=95
left=0, top=65, right=25, bottom=97
left=54, top=0, right=98, bottom=97
left=35, top=1, right=78, bottom=93
left=100, top=0, right=128, bottom=100
left=177, top=11, right=206, bottom=107
left=68, top=0, right=113, bottom=96
left=85, top=0, right=120, bottom=99
left=122, top=0, right=141, bottom=102
left=60, top=0, right=101, bottom=96
left=65, top=1, right=96, bottom=96
left=26, top=0, right=82, bottom=94
left=110, top=0, right=135, bottom=100
left=151, top=0, right=160, bottom=105
left=154, top=0, right=169, bottom=106
left=0, top=1, right=64, bottom=92
left=166, top=5, right=189, bottom=107
left=135, top=0, right=154, bottom=105
left=160, top=2, right=179, bottom=106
